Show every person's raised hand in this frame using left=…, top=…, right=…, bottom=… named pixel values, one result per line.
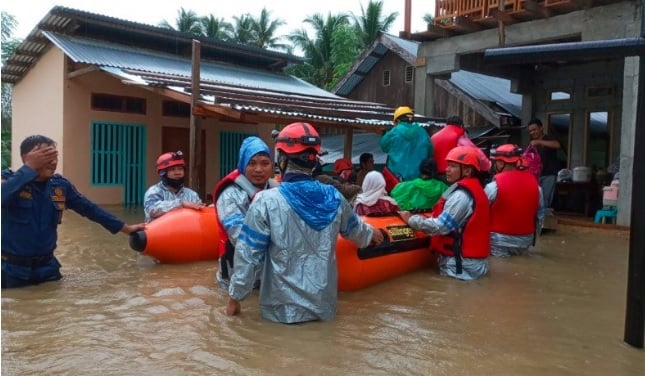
left=23, top=144, right=58, bottom=171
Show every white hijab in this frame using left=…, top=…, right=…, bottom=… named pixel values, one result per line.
left=354, top=171, right=398, bottom=207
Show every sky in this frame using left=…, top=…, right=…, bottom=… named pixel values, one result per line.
left=3, top=0, right=434, bottom=46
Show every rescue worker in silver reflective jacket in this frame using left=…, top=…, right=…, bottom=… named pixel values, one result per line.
left=214, top=136, right=278, bottom=289
left=398, top=146, right=490, bottom=281
left=225, top=122, right=385, bottom=324
left=143, top=151, right=203, bottom=223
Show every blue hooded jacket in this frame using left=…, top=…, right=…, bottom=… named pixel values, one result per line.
left=238, top=136, right=272, bottom=172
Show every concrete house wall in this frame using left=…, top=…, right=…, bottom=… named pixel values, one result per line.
left=10, top=48, right=277, bottom=205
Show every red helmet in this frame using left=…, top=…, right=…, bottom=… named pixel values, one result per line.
left=445, top=146, right=481, bottom=171
left=275, top=122, right=321, bottom=154
left=156, top=151, right=185, bottom=174
left=490, top=144, right=523, bottom=164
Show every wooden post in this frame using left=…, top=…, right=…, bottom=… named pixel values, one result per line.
left=498, top=2, right=506, bottom=47
left=189, top=40, right=201, bottom=194
left=623, top=9, right=645, bottom=347
left=343, top=128, right=354, bottom=161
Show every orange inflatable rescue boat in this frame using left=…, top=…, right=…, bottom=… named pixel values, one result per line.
left=336, top=214, right=434, bottom=291
left=129, top=207, right=219, bottom=263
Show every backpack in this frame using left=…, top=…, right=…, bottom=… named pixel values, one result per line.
left=522, top=145, right=542, bottom=179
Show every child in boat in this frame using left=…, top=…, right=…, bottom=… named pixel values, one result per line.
left=143, top=151, right=203, bottom=223
left=225, top=122, right=384, bottom=324
left=398, top=146, right=490, bottom=280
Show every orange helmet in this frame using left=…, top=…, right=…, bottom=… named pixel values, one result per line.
left=156, top=151, right=185, bottom=174
left=445, top=146, right=481, bottom=171
left=275, top=122, right=321, bottom=154
left=490, top=144, right=523, bottom=164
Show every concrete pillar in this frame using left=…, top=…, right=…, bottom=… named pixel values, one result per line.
left=618, top=56, right=639, bottom=226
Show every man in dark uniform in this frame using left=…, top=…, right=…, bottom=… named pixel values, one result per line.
left=1, top=135, right=145, bottom=288
left=527, top=118, right=561, bottom=208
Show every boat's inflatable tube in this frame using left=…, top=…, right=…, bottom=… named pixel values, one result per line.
left=129, top=207, right=219, bottom=263
left=336, top=214, right=433, bottom=291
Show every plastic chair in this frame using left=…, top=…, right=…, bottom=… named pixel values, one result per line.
left=594, top=207, right=617, bottom=224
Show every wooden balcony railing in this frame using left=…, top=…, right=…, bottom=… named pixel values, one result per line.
left=433, top=0, right=577, bottom=27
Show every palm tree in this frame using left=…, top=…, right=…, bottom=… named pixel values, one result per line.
left=231, top=13, right=255, bottom=45
left=423, top=13, right=434, bottom=25
left=201, top=15, right=233, bottom=40
left=352, top=0, right=398, bottom=50
left=159, top=7, right=203, bottom=35
left=288, top=12, right=352, bottom=89
left=1, top=11, right=20, bottom=168
left=249, top=7, right=287, bottom=50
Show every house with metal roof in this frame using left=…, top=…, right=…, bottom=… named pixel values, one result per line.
left=404, top=0, right=645, bottom=226
left=2, top=6, right=427, bottom=205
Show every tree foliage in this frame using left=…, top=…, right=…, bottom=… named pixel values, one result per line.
left=352, top=1, right=398, bottom=50
left=2, top=11, right=20, bottom=169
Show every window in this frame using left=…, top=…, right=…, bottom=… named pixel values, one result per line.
left=382, top=70, right=391, bottom=86
left=587, top=87, right=613, bottom=98
left=586, top=111, right=611, bottom=170
left=91, top=122, right=124, bottom=185
left=162, top=100, right=191, bottom=117
left=549, top=90, right=571, bottom=102
left=547, top=112, right=572, bottom=168
left=405, top=66, right=414, bottom=83
left=91, top=93, right=146, bottom=114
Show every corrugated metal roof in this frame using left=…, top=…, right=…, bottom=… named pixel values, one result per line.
left=101, top=67, right=402, bottom=128
left=382, top=33, right=419, bottom=58
left=332, top=32, right=523, bottom=123
left=449, top=70, right=522, bottom=118
left=46, top=33, right=338, bottom=98
left=1, top=5, right=303, bottom=85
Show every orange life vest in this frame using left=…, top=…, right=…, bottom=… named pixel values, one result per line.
left=490, top=170, right=540, bottom=235
left=430, top=177, right=490, bottom=259
left=212, top=170, right=261, bottom=257
left=431, top=125, right=465, bottom=174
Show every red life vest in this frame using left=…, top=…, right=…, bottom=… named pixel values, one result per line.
left=430, top=177, right=490, bottom=259
left=212, top=170, right=262, bottom=257
left=490, top=170, right=540, bottom=235
left=431, top=125, right=465, bottom=174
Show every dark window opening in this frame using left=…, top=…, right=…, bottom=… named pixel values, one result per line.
left=162, top=100, right=191, bottom=117
left=92, top=93, right=146, bottom=114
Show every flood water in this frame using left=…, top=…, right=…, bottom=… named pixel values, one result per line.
left=1, top=207, right=643, bottom=375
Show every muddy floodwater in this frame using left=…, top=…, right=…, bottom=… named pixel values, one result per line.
left=1, top=207, right=643, bottom=375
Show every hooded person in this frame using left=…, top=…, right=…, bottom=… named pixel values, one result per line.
left=398, top=146, right=490, bottom=281
left=143, top=151, right=203, bottom=223
left=379, top=106, right=433, bottom=182
left=390, top=157, right=448, bottom=211
left=353, top=171, right=400, bottom=216
left=225, top=122, right=384, bottom=324
left=213, top=136, right=278, bottom=289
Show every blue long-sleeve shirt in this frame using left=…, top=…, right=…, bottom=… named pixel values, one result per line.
left=2, top=166, right=125, bottom=257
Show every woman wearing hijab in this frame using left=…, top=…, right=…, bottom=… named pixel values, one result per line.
left=353, top=171, right=400, bottom=216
